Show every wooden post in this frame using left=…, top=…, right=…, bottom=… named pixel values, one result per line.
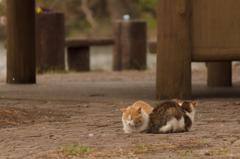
left=7, top=0, right=36, bottom=84
left=36, top=13, right=65, bottom=72
left=67, top=47, right=90, bottom=71
left=113, top=22, right=122, bottom=71
left=113, top=20, right=146, bottom=71
left=207, top=62, right=232, bottom=87
left=156, top=0, right=192, bottom=100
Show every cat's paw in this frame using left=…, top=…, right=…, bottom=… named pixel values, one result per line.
left=141, top=130, right=149, bottom=133
left=124, top=130, right=132, bottom=133
left=166, top=130, right=173, bottom=133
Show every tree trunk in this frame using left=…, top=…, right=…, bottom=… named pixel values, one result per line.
left=106, top=0, right=125, bottom=20
left=7, top=0, right=36, bottom=84
left=81, top=0, right=98, bottom=30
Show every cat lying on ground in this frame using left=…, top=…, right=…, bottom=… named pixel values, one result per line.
left=121, top=101, right=153, bottom=133
left=149, top=99, right=198, bottom=134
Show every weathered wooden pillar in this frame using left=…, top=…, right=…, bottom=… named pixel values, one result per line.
left=207, top=62, right=232, bottom=87
left=113, top=22, right=122, bottom=71
left=67, top=47, right=90, bottom=71
left=7, top=0, right=36, bottom=84
left=113, top=20, right=146, bottom=71
left=36, top=13, right=65, bottom=72
left=156, top=0, right=192, bottom=100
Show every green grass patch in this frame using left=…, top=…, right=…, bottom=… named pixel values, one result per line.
left=146, top=144, right=154, bottom=151
left=157, top=136, right=166, bottom=140
left=231, top=138, right=237, bottom=144
left=178, top=150, right=192, bottom=157
left=62, top=143, right=91, bottom=155
left=197, top=141, right=203, bottom=145
left=134, top=140, right=144, bottom=150
left=197, top=141, right=209, bottom=147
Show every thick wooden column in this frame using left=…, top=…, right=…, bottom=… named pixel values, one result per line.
left=113, top=20, right=146, bottom=71
left=207, top=62, right=232, bottom=87
left=156, top=0, right=192, bottom=100
left=7, top=0, right=36, bottom=84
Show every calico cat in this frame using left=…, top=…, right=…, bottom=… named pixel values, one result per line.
left=121, top=100, right=153, bottom=133
left=149, top=99, right=198, bottom=134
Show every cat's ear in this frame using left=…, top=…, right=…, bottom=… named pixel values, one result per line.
left=191, top=100, right=198, bottom=107
left=136, top=107, right=141, bottom=114
left=120, top=108, right=127, bottom=112
left=176, top=99, right=183, bottom=105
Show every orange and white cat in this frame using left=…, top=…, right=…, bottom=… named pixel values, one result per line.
left=120, top=101, right=153, bottom=133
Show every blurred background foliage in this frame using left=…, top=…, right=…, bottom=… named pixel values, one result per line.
left=0, top=0, right=157, bottom=41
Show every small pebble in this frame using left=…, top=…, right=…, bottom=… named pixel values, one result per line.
left=83, top=104, right=89, bottom=108
left=88, top=133, right=94, bottom=137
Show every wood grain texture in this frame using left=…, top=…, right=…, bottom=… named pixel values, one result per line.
left=147, top=46, right=240, bottom=60
left=191, top=0, right=239, bottom=86
left=207, top=62, right=232, bottom=87
left=130, top=21, right=146, bottom=69
left=113, top=20, right=146, bottom=71
left=7, top=0, right=36, bottom=84
left=192, top=48, right=240, bottom=61
left=191, top=0, right=240, bottom=48
left=36, top=13, right=65, bottom=72
left=67, top=47, right=90, bottom=72
left=120, top=21, right=132, bottom=70
left=113, top=21, right=122, bottom=71
left=65, top=38, right=114, bottom=47
left=156, top=0, right=191, bottom=100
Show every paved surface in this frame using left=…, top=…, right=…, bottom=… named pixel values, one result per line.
left=0, top=69, right=240, bottom=158
left=1, top=69, right=240, bottom=102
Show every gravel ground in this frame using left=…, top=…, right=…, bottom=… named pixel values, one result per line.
left=0, top=68, right=240, bottom=158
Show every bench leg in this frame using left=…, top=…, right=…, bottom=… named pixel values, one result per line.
left=207, top=62, right=232, bottom=87
left=67, top=47, right=90, bottom=72
left=156, top=0, right=192, bottom=100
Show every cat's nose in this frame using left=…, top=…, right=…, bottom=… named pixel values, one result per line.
left=128, top=123, right=131, bottom=125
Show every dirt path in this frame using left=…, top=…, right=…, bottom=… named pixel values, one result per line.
left=0, top=98, right=240, bottom=158
left=0, top=68, right=240, bottom=158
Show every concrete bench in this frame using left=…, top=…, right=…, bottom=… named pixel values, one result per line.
left=65, top=38, right=114, bottom=71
